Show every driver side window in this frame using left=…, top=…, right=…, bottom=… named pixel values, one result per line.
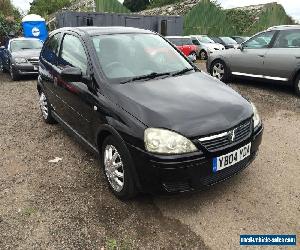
left=58, top=34, right=88, bottom=74
left=244, top=31, right=276, bottom=49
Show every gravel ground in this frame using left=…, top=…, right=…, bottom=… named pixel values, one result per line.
left=0, top=63, right=299, bottom=249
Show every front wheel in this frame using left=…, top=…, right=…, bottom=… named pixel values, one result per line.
left=10, top=64, right=19, bottom=81
left=0, top=59, right=4, bottom=73
left=210, top=60, right=230, bottom=82
left=102, top=135, right=137, bottom=200
left=294, top=73, right=300, bottom=96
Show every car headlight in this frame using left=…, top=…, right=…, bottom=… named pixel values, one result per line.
left=14, top=57, right=27, bottom=64
left=144, top=128, right=197, bottom=154
left=251, top=103, right=261, bottom=128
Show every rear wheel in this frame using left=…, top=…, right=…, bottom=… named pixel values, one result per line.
left=200, top=50, right=208, bottom=60
left=210, top=60, right=230, bottom=82
left=102, top=135, right=137, bottom=200
left=38, top=91, right=56, bottom=124
left=294, top=73, right=300, bottom=96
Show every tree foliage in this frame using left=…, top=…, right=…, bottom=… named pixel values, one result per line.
left=0, top=0, right=21, bottom=40
left=97, top=0, right=130, bottom=13
left=123, top=0, right=149, bottom=12
left=29, top=0, right=72, bottom=17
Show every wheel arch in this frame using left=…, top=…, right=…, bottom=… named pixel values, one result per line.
left=95, top=124, right=142, bottom=191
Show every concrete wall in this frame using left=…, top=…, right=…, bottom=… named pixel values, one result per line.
left=55, top=11, right=183, bottom=36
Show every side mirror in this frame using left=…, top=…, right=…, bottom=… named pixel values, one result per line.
left=238, top=44, right=244, bottom=51
left=60, top=67, right=82, bottom=82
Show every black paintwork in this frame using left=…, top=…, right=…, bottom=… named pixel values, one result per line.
left=38, top=27, right=263, bottom=194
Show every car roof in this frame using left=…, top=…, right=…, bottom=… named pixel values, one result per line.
left=267, top=25, right=300, bottom=31
left=52, top=26, right=154, bottom=36
left=165, top=36, right=191, bottom=39
left=10, top=37, right=41, bottom=41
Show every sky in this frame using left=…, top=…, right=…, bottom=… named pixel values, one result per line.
left=11, top=0, right=300, bottom=21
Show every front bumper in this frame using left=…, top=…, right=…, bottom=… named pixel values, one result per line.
left=127, top=125, right=263, bottom=194
left=12, top=63, right=38, bottom=75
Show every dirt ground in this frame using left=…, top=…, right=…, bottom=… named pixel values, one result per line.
left=0, top=62, right=299, bottom=249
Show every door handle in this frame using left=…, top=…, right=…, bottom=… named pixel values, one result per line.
left=295, top=56, right=300, bottom=59
left=258, top=54, right=265, bottom=58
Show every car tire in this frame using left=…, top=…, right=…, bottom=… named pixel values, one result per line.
left=0, top=59, right=4, bottom=73
left=38, top=91, right=57, bottom=124
left=10, top=64, right=19, bottom=81
left=102, top=135, right=137, bottom=200
left=210, top=59, right=231, bottom=82
left=200, top=50, right=208, bottom=60
left=294, top=73, right=300, bottom=96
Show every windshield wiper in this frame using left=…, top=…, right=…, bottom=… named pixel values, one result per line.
left=121, top=72, right=171, bottom=84
left=171, top=68, right=194, bottom=77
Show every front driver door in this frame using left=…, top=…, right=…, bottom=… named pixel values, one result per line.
left=228, top=31, right=277, bottom=77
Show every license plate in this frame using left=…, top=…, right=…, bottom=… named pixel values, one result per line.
left=213, top=143, right=251, bottom=172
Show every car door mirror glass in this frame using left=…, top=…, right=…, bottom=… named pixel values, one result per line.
left=61, top=67, right=82, bottom=82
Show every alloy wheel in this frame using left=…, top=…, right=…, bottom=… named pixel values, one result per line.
left=212, top=62, right=225, bottom=80
left=104, top=145, right=125, bottom=192
left=39, top=93, right=49, bottom=119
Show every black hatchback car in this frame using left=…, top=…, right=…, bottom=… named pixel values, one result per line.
left=37, top=27, right=263, bottom=199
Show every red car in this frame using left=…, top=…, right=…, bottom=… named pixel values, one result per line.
left=166, top=36, right=198, bottom=61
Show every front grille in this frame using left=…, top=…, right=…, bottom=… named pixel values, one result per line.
left=27, top=58, right=39, bottom=66
left=199, top=120, right=252, bottom=152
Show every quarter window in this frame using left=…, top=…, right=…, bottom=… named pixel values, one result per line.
left=243, top=31, right=276, bottom=49
left=58, top=34, right=88, bottom=74
left=273, top=30, right=300, bottom=48
left=42, top=33, right=62, bottom=64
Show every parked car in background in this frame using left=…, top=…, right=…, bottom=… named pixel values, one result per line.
left=190, top=35, right=225, bottom=60
left=231, top=36, right=250, bottom=44
left=165, top=36, right=198, bottom=61
left=209, top=36, right=238, bottom=49
left=37, top=27, right=262, bottom=199
left=0, top=37, right=43, bottom=80
left=207, top=25, right=300, bottom=95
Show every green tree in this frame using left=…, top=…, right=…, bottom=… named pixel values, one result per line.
left=29, top=0, right=72, bottom=17
left=0, top=0, right=21, bottom=40
left=123, top=0, right=149, bottom=12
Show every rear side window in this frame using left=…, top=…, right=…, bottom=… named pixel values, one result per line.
left=273, top=30, right=300, bottom=48
left=58, top=34, right=88, bottom=74
left=168, top=38, right=182, bottom=46
left=42, top=33, right=61, bottom=65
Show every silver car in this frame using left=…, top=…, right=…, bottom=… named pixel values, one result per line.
left=190, top=35, right=225, bottom=60
left=207, top=25, right=300, bottom=96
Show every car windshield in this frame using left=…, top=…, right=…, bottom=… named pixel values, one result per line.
left=10, top=39, right=43, bottom=52
left=92, top=33, right=193, bottom=82
left=220, top=37, right=237, bottom=44
left=199, top=36, right=215, bottom=43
